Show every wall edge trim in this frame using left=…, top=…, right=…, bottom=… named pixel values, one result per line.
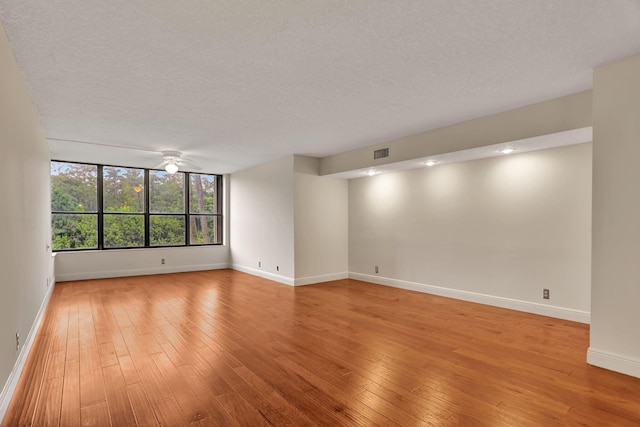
left=0, top=283, right=55, bottom=424
left=348, top=272, right=590, bottom=324
left=587, top=347, right=640, bottom=379
left=231, top=264, right=295, bottom=286
left=294, top=272, right=349, bottom=286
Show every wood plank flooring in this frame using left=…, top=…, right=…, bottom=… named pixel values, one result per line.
left=3, top=269, right=640, bottom=426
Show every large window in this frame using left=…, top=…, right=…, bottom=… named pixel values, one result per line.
left=51, top=161, right=222, bottom=251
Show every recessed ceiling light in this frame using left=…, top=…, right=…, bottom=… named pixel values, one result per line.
left=365, top=169, right=377, bottom=176
left=499, top=147, right=515, bottom=154
left=424, top=160, right=438, bottom=167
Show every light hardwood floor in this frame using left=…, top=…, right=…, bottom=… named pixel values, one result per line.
left=3, top=269, right=640, bottom=426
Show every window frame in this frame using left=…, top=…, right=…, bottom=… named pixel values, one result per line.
left=51, top=160, right=223, bottom=251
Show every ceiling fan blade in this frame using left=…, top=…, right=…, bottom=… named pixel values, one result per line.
left=152, top=160, right=169, bottom=169
left=179, top=159, right=202, bottom=171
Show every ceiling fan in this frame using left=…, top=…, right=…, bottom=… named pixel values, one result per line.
left=153, top=150, right=202, bottom=174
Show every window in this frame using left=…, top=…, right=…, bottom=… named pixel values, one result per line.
left=149, top=170, right=186, bottom=246
left=103, top=166, right=145, bottom=248
left=50, top=161, right=223, bottom=251
left=51, top=162, right=98, bottom=250
left=189, top=174, right=222, bottom=244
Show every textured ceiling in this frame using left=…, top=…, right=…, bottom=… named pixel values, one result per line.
left=1, top=1, right=640, bottom=174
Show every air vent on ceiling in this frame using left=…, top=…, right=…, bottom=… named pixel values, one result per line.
left=374, top=148, right=389, bottom=159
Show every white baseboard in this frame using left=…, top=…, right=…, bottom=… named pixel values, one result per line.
left=55, top=263, right=229, bottom=282
left=295, top=272, right=349, bottom=286
left=0, top=282, right=55, bottom=423
left=231, top=266, right=348, bottom=287
left=231, top=264, right=295, bottom=286
left=587, top=348, right=640, bottom=379
left=349, top=272, right=590, bottom=324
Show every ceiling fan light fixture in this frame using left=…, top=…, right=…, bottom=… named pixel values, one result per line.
left=153, top=150, right=202, bottom=173
left=165, top=162, right=179, bottom=174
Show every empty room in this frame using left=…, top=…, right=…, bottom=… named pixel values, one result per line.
left=2, top=1, right=640, bottom=426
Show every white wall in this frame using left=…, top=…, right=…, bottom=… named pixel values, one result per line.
left=230, top=156, right=295, bottom=284
left=294, top=156, right=348, bottom=285
left=0, top=24, right=54, bottom=420
left=589, top=53, right=640, bottom=378
left=349, top=143, right=592, bottom=322
left=55, top=246, right=229, bottom=281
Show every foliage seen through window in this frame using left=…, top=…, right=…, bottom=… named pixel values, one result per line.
left=50, top=161, right=222, bottom=250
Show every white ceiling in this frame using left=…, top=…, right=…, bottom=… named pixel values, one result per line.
left=1, top=1, right=640, bottom=174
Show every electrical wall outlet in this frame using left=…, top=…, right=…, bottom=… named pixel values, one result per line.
left=161, top=258, right=165, bottom=265
left=16, top=332, right=20, bottom=351
left=543, top=288, right=550, bottom=299
left=258, top=261, right=261, bottom=268
left=276, top=265, right=279, bottom=271
left=375, top=265, right=379, bottom=274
